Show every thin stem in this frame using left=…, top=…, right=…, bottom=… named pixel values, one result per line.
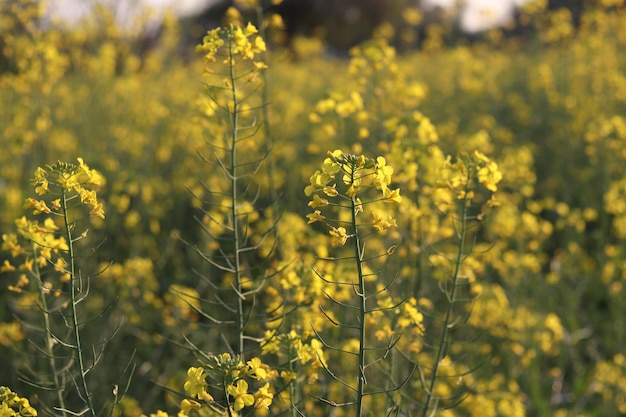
left=61, top=187, right=96, bottom=417
left=32, top=243, right=68, bottom=417
left=289, top=343, right=298, bottom=417
left=420, top=170, right=473, bottom=417
left=350, top=185, right=367, bottom=417
left=223, top=376, right=235, bottom=417
left=227, top=38, right=245, bottom=358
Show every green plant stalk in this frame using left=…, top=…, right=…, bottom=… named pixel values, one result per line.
left=61, top=189, right=96, bottom=417
left=350, top=188, right=367, bottom=417
left=222, top=375, right=235, bottom=417
left=289, top=342, right=301, bottom=417
left=420, top=170, right=472, bottom=417
left=227, top=39, right=245, bottom=358
left=31, top=242, right=68, bottom=417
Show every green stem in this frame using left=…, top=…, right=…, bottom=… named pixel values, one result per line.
left=32, top=243, right=68, bottom=417
left=288, top=344, right=298, bottom=417
left=421, top=170, right=472, bottom=417
left=227, top=39, right=245, bottom=358
left=223, top=376, right=235, bottom=417
left=61, top=188, right=96, bottom=417
left=350, top=194, right=367, bottom=417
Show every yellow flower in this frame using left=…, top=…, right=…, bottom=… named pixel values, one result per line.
left=253, top=383, right=273, bottom=410
left=32, top=167, right=49, bottom=195
left=304, top=170, right=333, bottom=196
left=306, top=210, right=326, bottom=224
left=243, top=22, right=258, bottom=36
left=329, top=226, right=349, bottom=246
left=474, top=151, right=502, bottom=192
left=89, top=203, right=106, bottom=219
left=246, top=357, right=267, bottom=380
left=0, top=260, right=16, bottom=273
left=253, top=61, right=268, bottom=70
left=354, top=197, right=363, bottom=214
left=383, top=188, right=402, bottom=203
left=183, top=367, right=208, bottom=399
left=308, top=194, right=329, bottom=208
left=227, top=380, right=255, bottom=411
left=77, top=157, right=103, bottom=185
left=322, top=186, right=338, bottom=197
left=23, top=198, right=52, bottom=215
left=374, top=156, right=393, bottom=192
left=180, top=399, right=201, bottom=415
left=371, top=212, right=397, bottom=231
left=34, top=182, right=49, bottom=196
left=280, top=370, right=297, bottom=382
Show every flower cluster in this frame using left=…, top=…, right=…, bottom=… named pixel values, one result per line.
left=436, top=151, right=502, bottom=207
left=1, top=216, right=69, bottom=294
left=305, top=150, right=401, bottom=245
left=197, top=23, right=266, bottom=66
left=25, top=158, right=105, bottom=219
left=0, top=159, right=104, bottom=295
left=0, top=386, right=37, bottom=417
left=261, top=330, right=327, bottom=377
left=182, top=353, right=276, bottom=415
left=305, top=150, right=401, bottom=201
left=348, top=38, right=398, bottom=80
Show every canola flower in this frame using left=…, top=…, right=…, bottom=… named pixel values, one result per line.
left=182, top=353, right=276, bottom=415
left=305, top=150, right=402, bottom=245
left=2, top=1, right=626, bottom=415
left=2, top=159, right=104, bottom=294
left=197, top=23, right=267, bottom=67
left=0, top=386, right=37, bottom=417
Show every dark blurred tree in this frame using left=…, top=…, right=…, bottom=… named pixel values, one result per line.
left=189, top=0, right=412, bottom=53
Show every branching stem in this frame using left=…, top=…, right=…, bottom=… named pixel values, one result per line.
left=421, top=168, right=473, bottom=417
left=227, top=38, right=245, bottom=358
left=32, top=242, right=68, bottom=417
left=350, top=170, right=367, bottom=417
left=61, top=188, right=96, bottom=417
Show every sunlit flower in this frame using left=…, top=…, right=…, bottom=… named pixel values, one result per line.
left=246, top=357, right=267, bottom=380
left=184, top=367, right=208, bottom=399
left=329, top=226, right=349, bottom=246
left=227, top=380, right=255, bottom=411
left=253, top=383, right=273, bottom=409
left=23, top=198, right=52, bottom=215
left=383, top=188, right=402, bottom=203
left=179, top=399, right=201, bottom=415
left=308, top=194, right=329, bottom=208
left=371, top=212, right=397, bottom=231
left=306, top=210, right=326, bottom=224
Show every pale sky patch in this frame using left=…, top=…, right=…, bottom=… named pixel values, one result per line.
left=46, top=0, right=534, bottom=33
left=422, top=0, right=534, bottom=32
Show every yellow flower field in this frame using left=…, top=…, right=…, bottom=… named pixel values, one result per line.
left=1, top=0, right=626, bottom=416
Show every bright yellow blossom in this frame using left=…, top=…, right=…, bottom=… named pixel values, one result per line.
left=227, top=380, right=255, bottom=411
left=253, top=383, right=273, bottom=409
left=306, top=210, right=326, bottom=224
left=329, top=226, right=349, bottom=246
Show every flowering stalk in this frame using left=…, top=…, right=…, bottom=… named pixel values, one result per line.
left=421, top=152, right=502, bottom=415
left=195, top=22, right=270, bottom=358
left=2, top=159, right=107, bottom=416
left=32, top=238, right=68, bottom=417
left=305, top=150, right=406, bottom=416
